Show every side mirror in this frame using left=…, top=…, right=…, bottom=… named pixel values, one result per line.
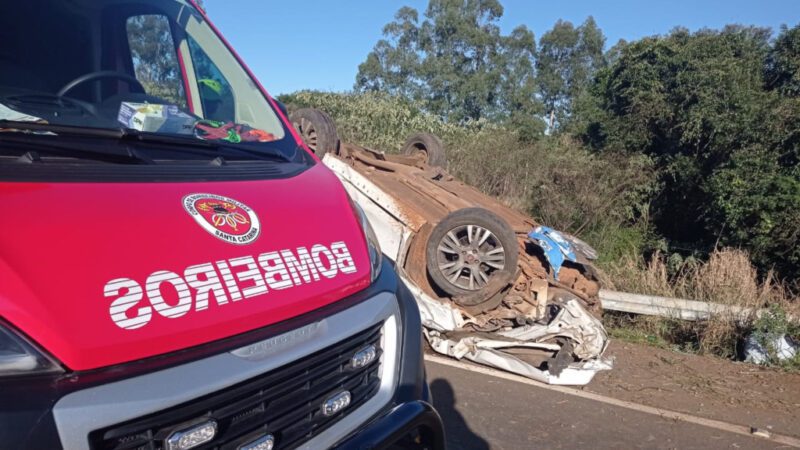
left=274, top=100, right=288, bottom=117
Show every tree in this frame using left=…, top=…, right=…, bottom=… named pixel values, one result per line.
left=536, top=17, right=606, bottom=131
left=125, top=1, right=208, bottom=106
left=127, top=14, right=186, bottom=106
left=355, top=0, right=544, bottom=135
left=765, top=24, right=800, bottom=97
left=708, top=146, right=800, bottom=279
left=355, top=7, right=423, bottom=99
left=499, top=25, right=544, bottom=140
left=581, top=25, right=800, bottom=280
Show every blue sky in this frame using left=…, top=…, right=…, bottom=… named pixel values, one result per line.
left=205, top=0, right=799, bottom=96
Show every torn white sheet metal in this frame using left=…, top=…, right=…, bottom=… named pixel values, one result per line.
left=400, top=272, right=465, bottom=331
left=412, top=272, right=610, bottom=385
left=426, top=331, right=612, bottom=385
left=495, top=298, right=609, bottom=360
left=324, top=153, right=611, bottom=386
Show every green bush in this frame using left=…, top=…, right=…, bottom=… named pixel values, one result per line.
left=280, top=91, right=655, bottom=255
left=279, top=90, right=498, bottom=152
left=579, top=26, right=800, bottom=282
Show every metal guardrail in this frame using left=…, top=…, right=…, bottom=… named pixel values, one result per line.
left=599, top=290, right=760, bottom=322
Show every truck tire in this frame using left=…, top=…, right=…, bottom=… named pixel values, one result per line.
left=401, top=132, right=447, bottom=168
left=426, top=208, right=519, bottom=300
left=289, top=108, right=339, bottom=156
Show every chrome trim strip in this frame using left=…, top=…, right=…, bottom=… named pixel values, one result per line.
left=53, top=293, right=401, bottom=450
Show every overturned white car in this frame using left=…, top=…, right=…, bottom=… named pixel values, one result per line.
left=291, top=108, right=611, bottom=385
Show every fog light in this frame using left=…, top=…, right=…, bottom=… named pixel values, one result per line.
left=166, top=420, right=217, bottom=450
left=321, top=390, right=351, bottom=417
left=239, top=434, right=274, bottom=450
left=350, top=344, right=377, bottom=369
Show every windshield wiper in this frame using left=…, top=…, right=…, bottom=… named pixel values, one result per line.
left=0, top=132, right=152, bottom=164
left=0, top=120, right=293, bottom=163
left=118, top=128, right=293, bottom=162
left=0, top=120, right=127, bottom=137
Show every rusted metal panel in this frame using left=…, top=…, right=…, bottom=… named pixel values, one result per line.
left=332, top=143, right=601, bottom=313
left=326, top=143, right=600, bottom=314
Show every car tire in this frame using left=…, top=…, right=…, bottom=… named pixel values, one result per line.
left=289, top=108, right=339, bottom=156
left=426, top=208, right=519, bottom=300
left=401, top=132, right=447, bottom=168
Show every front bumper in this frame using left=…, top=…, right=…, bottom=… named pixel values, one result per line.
left=0, top=260, right=444, bottom=449
left=337, top=400, right=445, bottom=450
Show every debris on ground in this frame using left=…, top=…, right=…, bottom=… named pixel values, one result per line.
left=750, top=427, right=772, bottom=439
left=743, top=334, right=797, bottom=364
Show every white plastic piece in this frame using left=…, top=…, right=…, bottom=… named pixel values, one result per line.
left=744, top=334, right=797, bottom=364
left=398, top=273, right=465, bottom=331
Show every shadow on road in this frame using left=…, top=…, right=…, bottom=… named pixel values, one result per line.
left=430, top=378, right=490, bottom=450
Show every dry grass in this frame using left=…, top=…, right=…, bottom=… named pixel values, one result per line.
left=606, top=248, right=794, bottom=308
left=604, top=248, right=799, bottom=358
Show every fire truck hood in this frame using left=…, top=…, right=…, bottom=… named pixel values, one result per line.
left=0, top=163, right=371, bottom=371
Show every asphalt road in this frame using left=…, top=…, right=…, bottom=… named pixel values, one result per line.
left=425, top=359, right=785, bottom=450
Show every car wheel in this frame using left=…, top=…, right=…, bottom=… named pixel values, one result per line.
left=401, top=132, right=447, bottom=168
left=426, top=208, right=519, bottom=300
left=289, top=108, right=339, bottom=156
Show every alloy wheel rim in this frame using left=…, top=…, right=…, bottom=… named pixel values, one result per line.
left=436, top=224, right=505, bottom=291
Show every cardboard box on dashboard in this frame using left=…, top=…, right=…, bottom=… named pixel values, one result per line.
left=117, top=102, right=195, bottom=135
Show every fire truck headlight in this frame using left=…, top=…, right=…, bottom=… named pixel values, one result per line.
left=353, top=203, right=383, bottom=283
left=0, top=321, right=63, bottom=377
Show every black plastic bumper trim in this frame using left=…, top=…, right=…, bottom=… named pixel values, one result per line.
left=336, top=401, right=446, bottom=450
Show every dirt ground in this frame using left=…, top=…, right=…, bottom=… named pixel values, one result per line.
left=589, top=340, right=800, bottom=439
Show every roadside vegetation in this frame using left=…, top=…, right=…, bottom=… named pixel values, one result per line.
left=604, top=249, right=799, bottom=368
left=278, top=0, right=799, bottom=365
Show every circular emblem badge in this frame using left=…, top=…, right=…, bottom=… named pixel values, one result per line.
left=183, top=193, right=261, bottom=245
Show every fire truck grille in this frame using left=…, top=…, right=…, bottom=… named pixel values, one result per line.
left=89, top=322, right=383, bottom=450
